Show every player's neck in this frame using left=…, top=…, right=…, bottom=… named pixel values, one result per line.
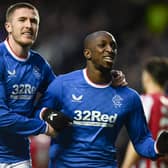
left=7, top=37, right=30, bottom=59
left=86, top=68, right=111, bottom=85
left=146, top=83, right=164, bottom=94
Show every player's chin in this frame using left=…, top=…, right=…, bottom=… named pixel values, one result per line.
left=21, top=39, right=34, bottom=46
left=100, top=65, right=113, bottom=73
left=104, top=62, right=114, bottom=70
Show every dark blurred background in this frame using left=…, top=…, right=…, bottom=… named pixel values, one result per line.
left=1, top=0, right=168, bottom=92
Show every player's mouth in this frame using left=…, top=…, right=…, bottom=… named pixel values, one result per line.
left=103, top=56, right=114, bottom=63
left=22, top=32, right=33, bottom=38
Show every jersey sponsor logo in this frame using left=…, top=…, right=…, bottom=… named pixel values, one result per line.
left=71, top=94, right=83, bottom=102
left=73, top=110, right=117, bottom=127
left=10, top=84, right=36, bottom=100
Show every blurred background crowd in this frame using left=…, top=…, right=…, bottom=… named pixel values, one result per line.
left=0, top=0, right=168, bottom=167
left=1, top=0, right=168, bottom=91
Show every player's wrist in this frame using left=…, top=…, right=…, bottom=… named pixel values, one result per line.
left=40, top=107, right=72, bottom=132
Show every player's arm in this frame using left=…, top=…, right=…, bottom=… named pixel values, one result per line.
left=40, top=108, right=72, bottom=132
left=122, top=95, right=154, bottom=168
left=125, top=92, right=158, bottom=160
left=35, top=77, right=72, bottom=132
left=0, top=80, right=56, bottom=137
left=121, top=141, right=140, bottom=168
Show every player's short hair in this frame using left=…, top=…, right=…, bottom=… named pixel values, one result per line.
left=6, top=2, right=39, bottom=22
left=84, top=31, right=117, bottom=50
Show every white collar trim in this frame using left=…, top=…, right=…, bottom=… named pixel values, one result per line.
left=4, top=40, right=30, bottom=62
left=83, top=68, right=111, bottom=88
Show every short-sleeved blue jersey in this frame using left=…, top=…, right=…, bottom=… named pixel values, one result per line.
left=40, top=69, right=157, bottom=168
left=0, top=40, right=55, bottom=163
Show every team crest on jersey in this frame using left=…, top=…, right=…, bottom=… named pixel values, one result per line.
left=33, top=66, right=41, bottom=79
left=112, top=95, right=123, bottom=108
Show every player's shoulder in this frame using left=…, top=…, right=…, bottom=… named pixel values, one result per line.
left=141, top=94, right=154, bottom=104
left=30, top=50, right=44, bottom=60
left=119, top=86, right=140, bottom=97
left=0, top=41, right=7, bottom=57
left=30, top=49, right=50, bottom=66
left=0, top=41, right=8, bottom=64
left=0, top=41, right=4, bottom=48
left=57, top=69, right=82, bottom=81
left=119, top=87, right=144, bottom=108
left=50, top=69, right=82, bottom=86
left=116, top=86, right=143, bottom=105
left=142, top=93, right=163, bottom=102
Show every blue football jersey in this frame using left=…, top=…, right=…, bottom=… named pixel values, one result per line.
left=0, top=40, right=56, bottom=163
left=39, top=69, right=157, bottom=168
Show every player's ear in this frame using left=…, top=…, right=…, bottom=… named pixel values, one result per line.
left=5, top=22, right=12, bottom=33
left=83, top=49, right=91, bottom=60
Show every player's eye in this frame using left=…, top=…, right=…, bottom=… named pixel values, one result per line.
left=18, top=18, right=25, bottom=22
left=110, top=42, right=117, bottom=50
left=30, top=18, right=38, bottom=25
left=97, top=43, right=106, bottom=48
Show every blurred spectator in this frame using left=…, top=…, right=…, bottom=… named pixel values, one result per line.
left=121, top=57, right=168, bottom=168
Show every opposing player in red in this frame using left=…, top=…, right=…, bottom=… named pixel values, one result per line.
left=122, top=57, right=168, bottom=168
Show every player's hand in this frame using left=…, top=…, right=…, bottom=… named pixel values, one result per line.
left=111, top=70, right=128, bottom=87
left=40, top=108, right=72, bottom=132
left=156, top=130, right=168, bottom=155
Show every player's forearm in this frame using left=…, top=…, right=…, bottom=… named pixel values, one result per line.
left=0, top=108, right=47, bottom=136
left=121, top=141, right=140, bottom=168
left=134, top=137, right=158, bottom=160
